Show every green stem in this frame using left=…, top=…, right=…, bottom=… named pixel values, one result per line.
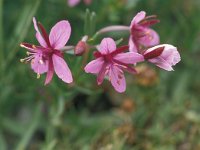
left=0, top=0, right=4, bottom=76
left=0, top=130, right=6, bottom=150
left=16, top=104, right=41, bottom=150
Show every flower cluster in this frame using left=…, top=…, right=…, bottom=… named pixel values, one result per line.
left=20, top=11, right=181, bottom=93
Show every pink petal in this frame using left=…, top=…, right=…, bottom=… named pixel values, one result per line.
left=157, top=44, right=180, bottom=66
left=129, top=36, right=138, bottom=52
left=97, top=63, right=109, bottom=85
left=172, top=50, right=181, bottom=65
left=31, top=54, right=48, bottom=74
left=33, top=17, right=48, bottom=48
left=84, top=58, right=104, bottom=74
left=114, top=52, right=144, bottom=64
left=131, top=11, right=146, bottom=27
left=45, top=59, right=54, bottom=85
left=68, top=0, right=80, bottom=7
left=145, top=44, right=181, bottom=71
left=149, top=57, right=174, bottom=71
left=109, top=65, right=126, bottom=93
left=49, top=20, right=71, bottom=49
left=52, top=54, right=73, bottom=83
left=139, top=28, right=160, bottom=47
left=98, top=38, right=116, bottom=54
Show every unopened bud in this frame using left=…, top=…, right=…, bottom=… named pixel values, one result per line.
left=84, top=0, right=92, bottom=5
left=74, top=41, right=87, bottom=56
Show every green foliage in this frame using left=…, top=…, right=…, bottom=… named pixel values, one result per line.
left=0, top=0, right=200, bottom=149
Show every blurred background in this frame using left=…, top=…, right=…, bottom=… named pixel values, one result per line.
left=1, top=0, right=200, bottom=149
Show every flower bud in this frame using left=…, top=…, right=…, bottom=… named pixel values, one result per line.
left=84, top=0, right=92, bottom=5
left=74, top=36, right=88, bottom=56
left=74, top=41, right=87, bottom=56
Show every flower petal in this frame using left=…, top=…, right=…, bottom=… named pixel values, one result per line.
left=98, top=38, right=116, bottom=54
left=33, top=17, right=48, bottom=48
left=129, top=36, right=138, bottom=52
left=68, top=0, right=80, bottom=7
left=52, top=54, right=73, bottom=83
left=131, top=11, right=146, bottom=27
left=97, top=63, right=109, bottom=85
left=158, top=44, right=180, bottom=66
left=45, top=58, right=54, bottom=85
left=109, top=65, right=126, bottom=93
left=145, top=44, right=181, bottom=71
left=149, top=57, right=174, bottom=71
left=139, top=28, right=160, bottom=47
left=114, top=52, right=144, bottom=64
left=84, top=58, right=104, bottom=74
left=49, top=20, right=71, bottom=49
left=145, top=44, right=181, bottom=65
left=31, top=54, right=48, bottom=74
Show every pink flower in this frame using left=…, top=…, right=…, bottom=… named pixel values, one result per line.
left=68, top=0, right=92, bottom=7
left=20, top=17, right=73, bottom=85
left=129, top=11, right=160, bottom=52
left=84, top=38, right=144, bottom=93
left=143, top=44, right=181, bottom=71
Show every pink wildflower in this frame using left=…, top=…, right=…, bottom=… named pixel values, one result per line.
left=143, top=44, right=181, bottom=71
left=20, top=17, right=73, bottom=85
left=129, top=11, right=160, bottom=52
left=68, top=0, right=92, bottom=7
left=84, top=38, right=144, bottom=93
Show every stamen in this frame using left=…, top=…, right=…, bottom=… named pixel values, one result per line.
left=20, top=43, right=26, bottom=48
left=149, top=35, right=153, bottom=40
left=145, top=31, right=153, bottom=40
left=32, top=45, right=36, bottom=49
left=20, top=55, right=35, bottom=63
left=39, top=59, right=44, bottom=64
left=146, top=30, right=150, bottom=35
left=37, top=73, right=40, bottom=79
left=20, top=59, right=25, bottom=63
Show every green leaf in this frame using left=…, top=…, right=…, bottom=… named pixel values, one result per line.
left=0, top=0, right=4, bottom=77
left=0, top=131, right=6, bottom=150
left=4, top=0, right=41, bottom=70
left=84, top=9, right=91, bottom=35
left=16, top=103, right=42, bottom=150
left=89, top=12, right=96, bottom=36
left=84, top=9, right=97, bottom=36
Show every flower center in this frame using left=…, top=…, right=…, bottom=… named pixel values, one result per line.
left=104, top=54, right=113, bottom=63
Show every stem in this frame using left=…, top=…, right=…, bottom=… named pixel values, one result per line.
left=89, top=25, right=129, bottom=42
left=16, top=104, right=41, bottom=150
left=0, top=130, right=6, bottom=150
left=0, top=0, right=4, bottom=76
left=60, top=45, right=74, bottom=51
left=97, top=25, right=129, bottom=34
